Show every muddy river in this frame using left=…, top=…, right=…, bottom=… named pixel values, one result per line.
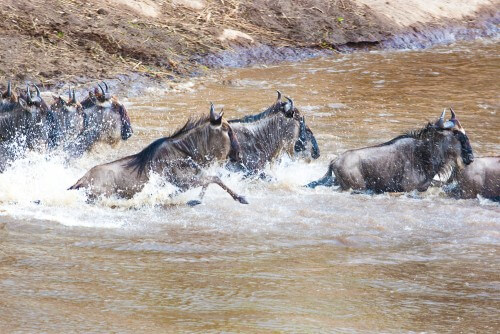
left=0, top=40, right=499, bottom=333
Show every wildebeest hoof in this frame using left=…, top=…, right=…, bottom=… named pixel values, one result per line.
left=237, top=196, right=249, bottom=204
left=187, top=200, right=202, bottom=207
left=305, top=181, right=319, bottom=188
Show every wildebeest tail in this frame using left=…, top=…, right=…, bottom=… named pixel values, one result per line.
left=305, top=160, right=337, bottom=188
left=68, top=176, right=86, bottom=190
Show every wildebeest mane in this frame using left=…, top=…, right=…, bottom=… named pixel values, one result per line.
left=125, top=115, right=210, bottom=175
left=376, top=123, right=437, bottom=147
left=228, top=101, right=283, bottom=123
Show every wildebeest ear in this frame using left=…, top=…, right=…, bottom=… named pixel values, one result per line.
left=209, top=102, right=222, bottom=126
left=19, top=97, right=27, bottom=108
left=54, top=95, right=65, bottom=105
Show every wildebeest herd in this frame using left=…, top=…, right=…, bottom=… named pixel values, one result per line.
left=1, top=81, right=499, bottom=205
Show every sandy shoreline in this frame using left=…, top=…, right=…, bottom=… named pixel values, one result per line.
left=0, top=0, right=498, bottom=92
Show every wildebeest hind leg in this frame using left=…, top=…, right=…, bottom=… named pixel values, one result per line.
left=205, top=176, right=249, bottom=204
left=306, top=164, right=335, bottom=188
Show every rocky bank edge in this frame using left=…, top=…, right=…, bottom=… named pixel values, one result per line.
left=0, top=0, right=498, bottom=93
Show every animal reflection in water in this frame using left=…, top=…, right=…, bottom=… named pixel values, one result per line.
left=308, top=108, right=476, bottom=194
left=69, top=103, right=248, bottom=206
left=228, top=91, right=320, bottom=177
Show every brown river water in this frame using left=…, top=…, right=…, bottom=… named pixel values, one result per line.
left=0, top=40, right=499, bottom=333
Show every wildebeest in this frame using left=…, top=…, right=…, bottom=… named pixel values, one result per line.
left=0, top=82, right=58, bottom=171
left=65, top=82, right=133, bottom=157
left=228, top=91, right=320, bottom=174
left=444, top=156, right=499, bottom=201
left=0, top=81, right=18, bottom=112
left=307, top=108, right=474, bottom=193
left=69, top=103, right=248, bottom=206
left=47, top=88, right=85, bottom=149
left=0, top=83, right=55, bottom=148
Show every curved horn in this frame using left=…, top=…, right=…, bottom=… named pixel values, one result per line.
left=436, top=109, right=446, bottom=127
left=219, top=107, right=224, bottom=118
left=7, top=80, right=11, bottom=97
left=34, top=84, right=41, bottom=97
left=210, top=102, right=217, bottom=121
left=285, top=96, right=294, bottom=112
left=68, top=86, right=72, bottom=100
left=26, top=84, right=32, bottom=103
left=102, top=81, right=109, bottom=92
left=209, top=102, right=222, bottom=125
left=449, top=107, right=456, bottom=120
left=276, top=90, right=282, bottom=102
left=97, top=83, right=105, bottom=96
left=71, top=89, right=76, bottom=103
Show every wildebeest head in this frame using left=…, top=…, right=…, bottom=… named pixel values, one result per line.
left=208, top=102, right=241, bottom=163
left=0, top=81, right=21, bottom=112
left=434, top=108, right=474, bottom=167
left=81, top=82, right=133, bottom=142
left=51, top=88, right=83, bottom=114
left=98, top=81, right=132, bottom=140
left=19, top=84, right=50, bottom=114
left=111, top=98, right=133, bottom=140
left=281, top=97, right=320, bottom=160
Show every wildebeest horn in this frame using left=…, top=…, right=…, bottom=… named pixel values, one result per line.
left=210, top=102, right=217, bottom=119
left=26, top=84, right=32, bottom=103
left=209, top=102, right=222, bottom=125
left=437, top=109, right=446, bottom=127
left=7, top=80, right=11, bottom=97
left=276, top=90, right=282, bottom=102
left=285, top=97, right=294, bottom=112
left=97, top=83, right=105, bottom=96
left=71, top=89, right=77, bottom=103
left=437, top=108, right=454, bottom=129
left=449, top=107, right=456, bottom=120
left=102, top=81, right=109, bottom=92
left=34, top=84, right=41, bottom=98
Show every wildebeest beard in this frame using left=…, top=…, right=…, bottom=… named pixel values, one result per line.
left=294, top=117, right=320, bottom=159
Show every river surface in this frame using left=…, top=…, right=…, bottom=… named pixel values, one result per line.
left=0, top=40, right=499, bottom=333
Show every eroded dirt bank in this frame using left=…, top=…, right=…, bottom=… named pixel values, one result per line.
left=0, top=0, right=498, bottom=89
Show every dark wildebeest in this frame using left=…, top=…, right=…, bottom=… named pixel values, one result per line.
left=0, top=81, right=26, bottom=142
left=0, top=83, right=55, bottom=148
left=69, top=103, right=248, bottom=206
left=227, top=92, right=320, bottom=174
left=66, top=82, right=133, bottom=156
left=0, top=81, right=18, bottom=112
left=444, top=157, right=499, bottom=201
left=0, top=82, right=58, bottom=171
left=47, top=88, right=85, bottom=149
left=307, top=108, right=474, bottom=193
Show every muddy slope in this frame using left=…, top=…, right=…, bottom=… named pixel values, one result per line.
left=0, top=0, right=498, bottom=87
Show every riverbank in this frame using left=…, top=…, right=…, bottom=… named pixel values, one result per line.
left=0, top=0, right=498, bottom=92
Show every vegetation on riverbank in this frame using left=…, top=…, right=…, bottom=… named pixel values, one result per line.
left=0, top=0, right=497, bottom=89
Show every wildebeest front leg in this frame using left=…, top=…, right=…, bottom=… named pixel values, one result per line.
left=186, top=185, right=209, bottom=207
